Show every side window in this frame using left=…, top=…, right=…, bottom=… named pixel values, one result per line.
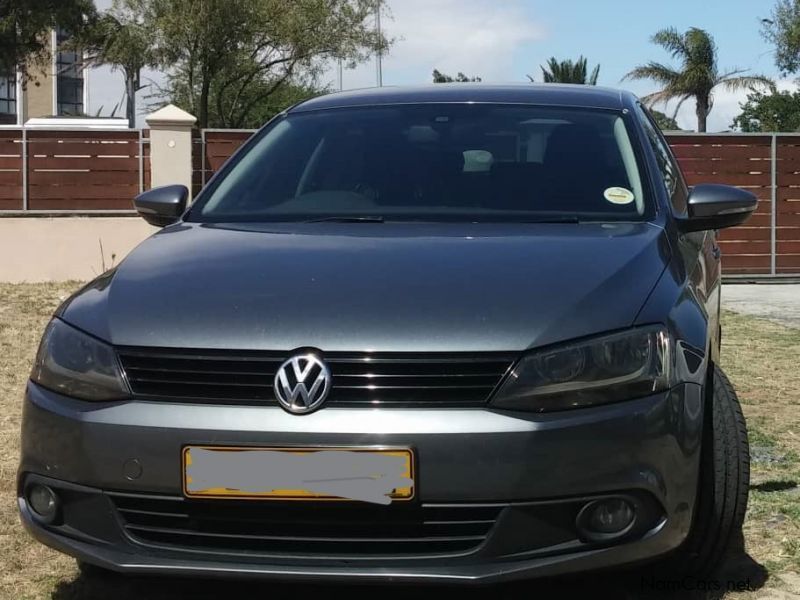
left=635, top=104, right=688, bottom=215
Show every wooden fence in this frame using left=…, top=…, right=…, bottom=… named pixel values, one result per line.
left=27, top=130, right=142, bottom=211
left=0, top=130, right=23, bottom=210
left=198, top=130, right=253, bottom=187
left=667, top=134, right=800, bottom=275
left=0, top=127, right=799, bottom=276
left=0, top=128, right=144, bottom=212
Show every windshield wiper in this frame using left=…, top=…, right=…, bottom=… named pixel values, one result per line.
left=304, top=216, right=385, bottom=223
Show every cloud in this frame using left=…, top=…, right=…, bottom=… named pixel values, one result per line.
left=333, top=0, right=545, bottom=89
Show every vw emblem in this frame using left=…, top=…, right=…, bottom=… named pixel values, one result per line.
left=273, top=353, right=332, bottom=414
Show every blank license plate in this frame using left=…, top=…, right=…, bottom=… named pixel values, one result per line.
left=182, top=446, right=415, bottom=505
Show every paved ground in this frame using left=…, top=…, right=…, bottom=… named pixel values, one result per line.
left=723, top=284, right=800, bottom=329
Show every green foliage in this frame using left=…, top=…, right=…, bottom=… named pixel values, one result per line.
left=732, top=89, right=800, bottom=132
left=762, top=0, right=800, bottom=74
left=146, top=0, right=389, bottom=128
left=79, top=3, right=153, bottom=74
left=241, top=80, right=326, bottom=126
left=529, top=56, right=600, bottom=85
left=169, top=74, right=325, bottom=129
left=650, top=109, right=681, bottom=130
left=432, top=69, right=481, bottom=83
left=624, top=27, right=774, bottom=132
left=0, top=0, right=95, bottom=77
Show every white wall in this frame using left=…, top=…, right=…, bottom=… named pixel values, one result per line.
left=0, top=217, right=156, bottom=282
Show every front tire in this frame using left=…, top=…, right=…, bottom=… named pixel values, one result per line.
left=655, top=365, right=750, bottom=577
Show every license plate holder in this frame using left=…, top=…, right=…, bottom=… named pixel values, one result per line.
left=182, top=445, right=415, bottom=504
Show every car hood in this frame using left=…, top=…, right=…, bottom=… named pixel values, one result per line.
left=59, top=221, right=670, bottom=352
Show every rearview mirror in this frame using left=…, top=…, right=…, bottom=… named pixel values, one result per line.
left=133, top=185, right=189, bottom=227
left=677, top=184, right=758, bottom=233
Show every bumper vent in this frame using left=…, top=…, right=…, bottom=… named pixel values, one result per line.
left=116, top=348, right=514, bottom=407
left=109, top=493, right=503, bottom=558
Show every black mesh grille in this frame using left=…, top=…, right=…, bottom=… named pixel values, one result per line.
left=116, top=348, right=514, bottom=407
left=109, top=492, right=503, bottom=558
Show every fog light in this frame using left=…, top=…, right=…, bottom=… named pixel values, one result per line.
left=27, top=484, right=58, bottom=522
left=577, top=497, right=636, bottom=540
left=588, top=498, right=635, bottom=533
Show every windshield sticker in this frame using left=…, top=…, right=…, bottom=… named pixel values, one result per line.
left=604, top=187, right=635, bottom=205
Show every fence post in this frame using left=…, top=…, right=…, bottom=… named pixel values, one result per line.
left=771, top=134, right=777, bottom=276
left=145, top=104, right=197, bottom=196
left=138, top=128, right=144, bottom=195
left=21, top=127, right=28, bottom=211
left=201, top=128, right=207, bottom=188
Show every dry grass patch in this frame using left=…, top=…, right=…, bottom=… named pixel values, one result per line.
left=720, top=311, right=800, bottom=576
left=0, top=283, right=84, bottom=599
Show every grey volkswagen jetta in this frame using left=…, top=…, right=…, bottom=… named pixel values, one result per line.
left=19, top=85, right=757, bottom=584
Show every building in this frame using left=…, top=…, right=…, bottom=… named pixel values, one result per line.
left=0, top=29, right=89, bottom=126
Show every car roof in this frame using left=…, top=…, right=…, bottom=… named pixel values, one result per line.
left=289, top=83, right=632, bottom=113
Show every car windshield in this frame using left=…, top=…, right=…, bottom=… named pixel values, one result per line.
left=190, top=103, right=650, bottom=223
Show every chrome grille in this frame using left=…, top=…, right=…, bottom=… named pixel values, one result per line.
left=116, top=348, right=514, bottom=406
left=109, top=492, right=503, bottom=558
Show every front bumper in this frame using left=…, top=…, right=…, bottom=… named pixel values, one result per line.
left=18, top=381, right=704, bottom=583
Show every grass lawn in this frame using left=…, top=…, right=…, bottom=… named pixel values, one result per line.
left=0, top=282, right=798, bottom=599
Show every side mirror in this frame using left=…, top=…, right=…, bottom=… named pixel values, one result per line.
left=678, top=184, right=757, bottom=233
left=133, top=185, right=189, bottom=227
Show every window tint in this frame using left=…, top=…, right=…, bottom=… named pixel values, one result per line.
left=194, top=104, right=651, bottom=223
left=635, top=104, right=687, bottom=214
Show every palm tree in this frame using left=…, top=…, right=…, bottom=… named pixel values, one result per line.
left=68, top=2, right=155, bottom=128
left=528, top=56, right=600, bottom=85
left=624, top=27, right=774, bottom=132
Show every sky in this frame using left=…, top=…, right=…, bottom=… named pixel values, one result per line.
left=89, top=0, right=791, bottom=130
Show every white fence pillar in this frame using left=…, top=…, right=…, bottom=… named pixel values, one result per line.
left=145, top=104, right=197, bottom=196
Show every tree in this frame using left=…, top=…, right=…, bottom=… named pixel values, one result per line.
left=0, top=0, right=95, bottom=78
left=432, top=69, right=481, bottom=83
left=762, top=0, right=800, bottom=74
left=235, top=79, right=324, bottom=127
left=624, top=27, right=774, bottom=132
left=147, top=0, right=389, bottom=128
left=169, top=71, right=325, bottom=128
left=651, top=109, right=681, bottom=130
left=528, top=56, right=600, bottom=85
left=732, top=89, right=800, bottom=132
left=70, top=0, right=155, bottom=128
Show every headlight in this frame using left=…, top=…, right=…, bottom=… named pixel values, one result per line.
left=30, top=319, right=129, bottom=401
left=492, top=327, right=671, bottom=412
